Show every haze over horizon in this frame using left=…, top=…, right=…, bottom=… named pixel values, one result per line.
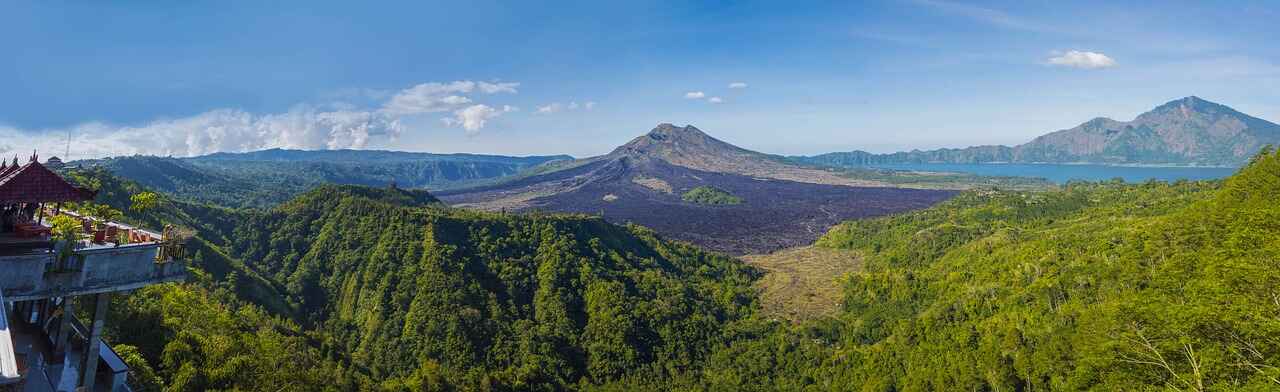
left=3, top=0, right=1278, bottom=159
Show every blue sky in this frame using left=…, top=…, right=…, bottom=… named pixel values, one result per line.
left=2, top=0, right=1278, bottom=159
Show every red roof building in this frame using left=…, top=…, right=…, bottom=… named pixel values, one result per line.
left=0, top=161, right=94, bottom=204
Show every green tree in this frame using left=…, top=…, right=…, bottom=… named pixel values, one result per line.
left=130, top=191, right=161, bottom=213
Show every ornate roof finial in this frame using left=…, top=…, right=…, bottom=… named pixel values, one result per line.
left=30, top=149, right=38, bottom=163
left=11, top=156, right=17, bottom=167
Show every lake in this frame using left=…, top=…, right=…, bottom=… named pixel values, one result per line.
left=868, top=163, right=1239, bottom=184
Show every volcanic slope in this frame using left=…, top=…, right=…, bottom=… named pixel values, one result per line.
left=439, top=124, right=957, bottom=254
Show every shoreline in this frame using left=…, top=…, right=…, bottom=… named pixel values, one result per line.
left=868, top=162, right=1241, bottom=169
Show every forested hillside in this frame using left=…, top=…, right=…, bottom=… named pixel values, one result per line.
left=226, top=185, right=759, bottom=388
left=70, top=168, right=761, bottom=391
left=686, top=147, right=1280, bottom=390
left=69, top=147, right=1280, bottom=391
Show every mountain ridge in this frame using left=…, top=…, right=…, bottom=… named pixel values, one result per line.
left=79, top=150, right=569, bottom=208
left=799, top=96, right=1280, bottom=167
left=197, top=147, right=573, bottom=163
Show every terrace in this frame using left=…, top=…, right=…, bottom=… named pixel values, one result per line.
left=0, top=155, right=186, bottom=391
left=0, top=209, right=165, bottom=258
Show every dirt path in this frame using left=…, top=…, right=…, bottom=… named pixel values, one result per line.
left=740, top=246, right=862, bottom=323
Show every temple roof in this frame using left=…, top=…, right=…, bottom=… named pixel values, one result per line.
left=0, top=161, right=95, bottom=203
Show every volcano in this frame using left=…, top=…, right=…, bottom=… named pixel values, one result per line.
left=438, top=124, right=956, bottom=254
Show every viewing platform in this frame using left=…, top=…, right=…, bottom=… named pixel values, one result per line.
left=0, top=155, right=186, bottom=391
left=0, top=211, right=186, bottom=302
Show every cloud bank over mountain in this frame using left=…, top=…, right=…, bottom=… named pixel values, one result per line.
left=0, top=80, right=519, bottom=159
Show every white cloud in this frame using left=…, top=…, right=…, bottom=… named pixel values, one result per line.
left=536, top=103, right=564, bottom=114
left=707, top=97, right=724, bottom=104
left=0, top=80, right=519, bottom=159
left=1046, top=50, right=1117, bottom=69
left=728, top=82, right=748, bottom=89
left=684, top=91, right=706, bottom=99
left=442, top=104, right=516, bottom=135
left=535, top=100, right=595, bottom=115
left=0, top=107, right=407, bottom=159
left=475, top=81, right=519, bottom=94
left=381, top=81, right=517, bottom=115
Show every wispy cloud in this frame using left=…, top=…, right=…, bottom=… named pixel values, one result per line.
left=707, top=97, right=724, bottom=104
left=684, top=91, right=706, bottom=99
left=909, top=0, right=1057, bottom=33
left=1046, top=50, right=1117, bottom=69
left=728, top=82, right=748, bottom=89
left=0, top=80, right=520, bottom=159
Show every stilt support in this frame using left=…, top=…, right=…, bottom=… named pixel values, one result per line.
left=79, top=292, right=109, bottom=390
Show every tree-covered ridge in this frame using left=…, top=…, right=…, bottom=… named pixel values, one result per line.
left=73, top=169, right=763, bottom=391
left=797, top=147, right=1280, bottom=390
left=56, top=167, right=338, bottom=391
left=227, top=184, right=759, bottom=389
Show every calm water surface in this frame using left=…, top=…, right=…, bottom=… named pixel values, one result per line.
left=869, top=163, right=1238, bottom=184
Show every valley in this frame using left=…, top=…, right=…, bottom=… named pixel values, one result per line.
left=67, top=146, right=1280, bottom=391
left=35, top=96, right=1280, bottom=392
left=9, top=3, right=1280, bottom=391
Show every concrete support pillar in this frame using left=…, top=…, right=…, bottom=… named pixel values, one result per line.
left=53, top=297, right=73, bottom=358
left=79, top=292, right=109, bottom=390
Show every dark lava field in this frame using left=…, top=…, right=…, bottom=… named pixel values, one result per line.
left=440, top=157, right=956, bottom=255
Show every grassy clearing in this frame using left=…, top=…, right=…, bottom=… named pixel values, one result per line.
left=631, top=176, right=673, bottom=193
left=740, top=246, right=861, bottom=323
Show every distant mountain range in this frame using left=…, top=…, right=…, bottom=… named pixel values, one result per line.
left=80, top=96, right=1266, bottom=213
left=197, top=148, right=572, bottom=164
left=797, top=96, right=1280, bottom=167
left=439, top=124, right=955, bottom=254
left=79, top=149, right=569, bottom=208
